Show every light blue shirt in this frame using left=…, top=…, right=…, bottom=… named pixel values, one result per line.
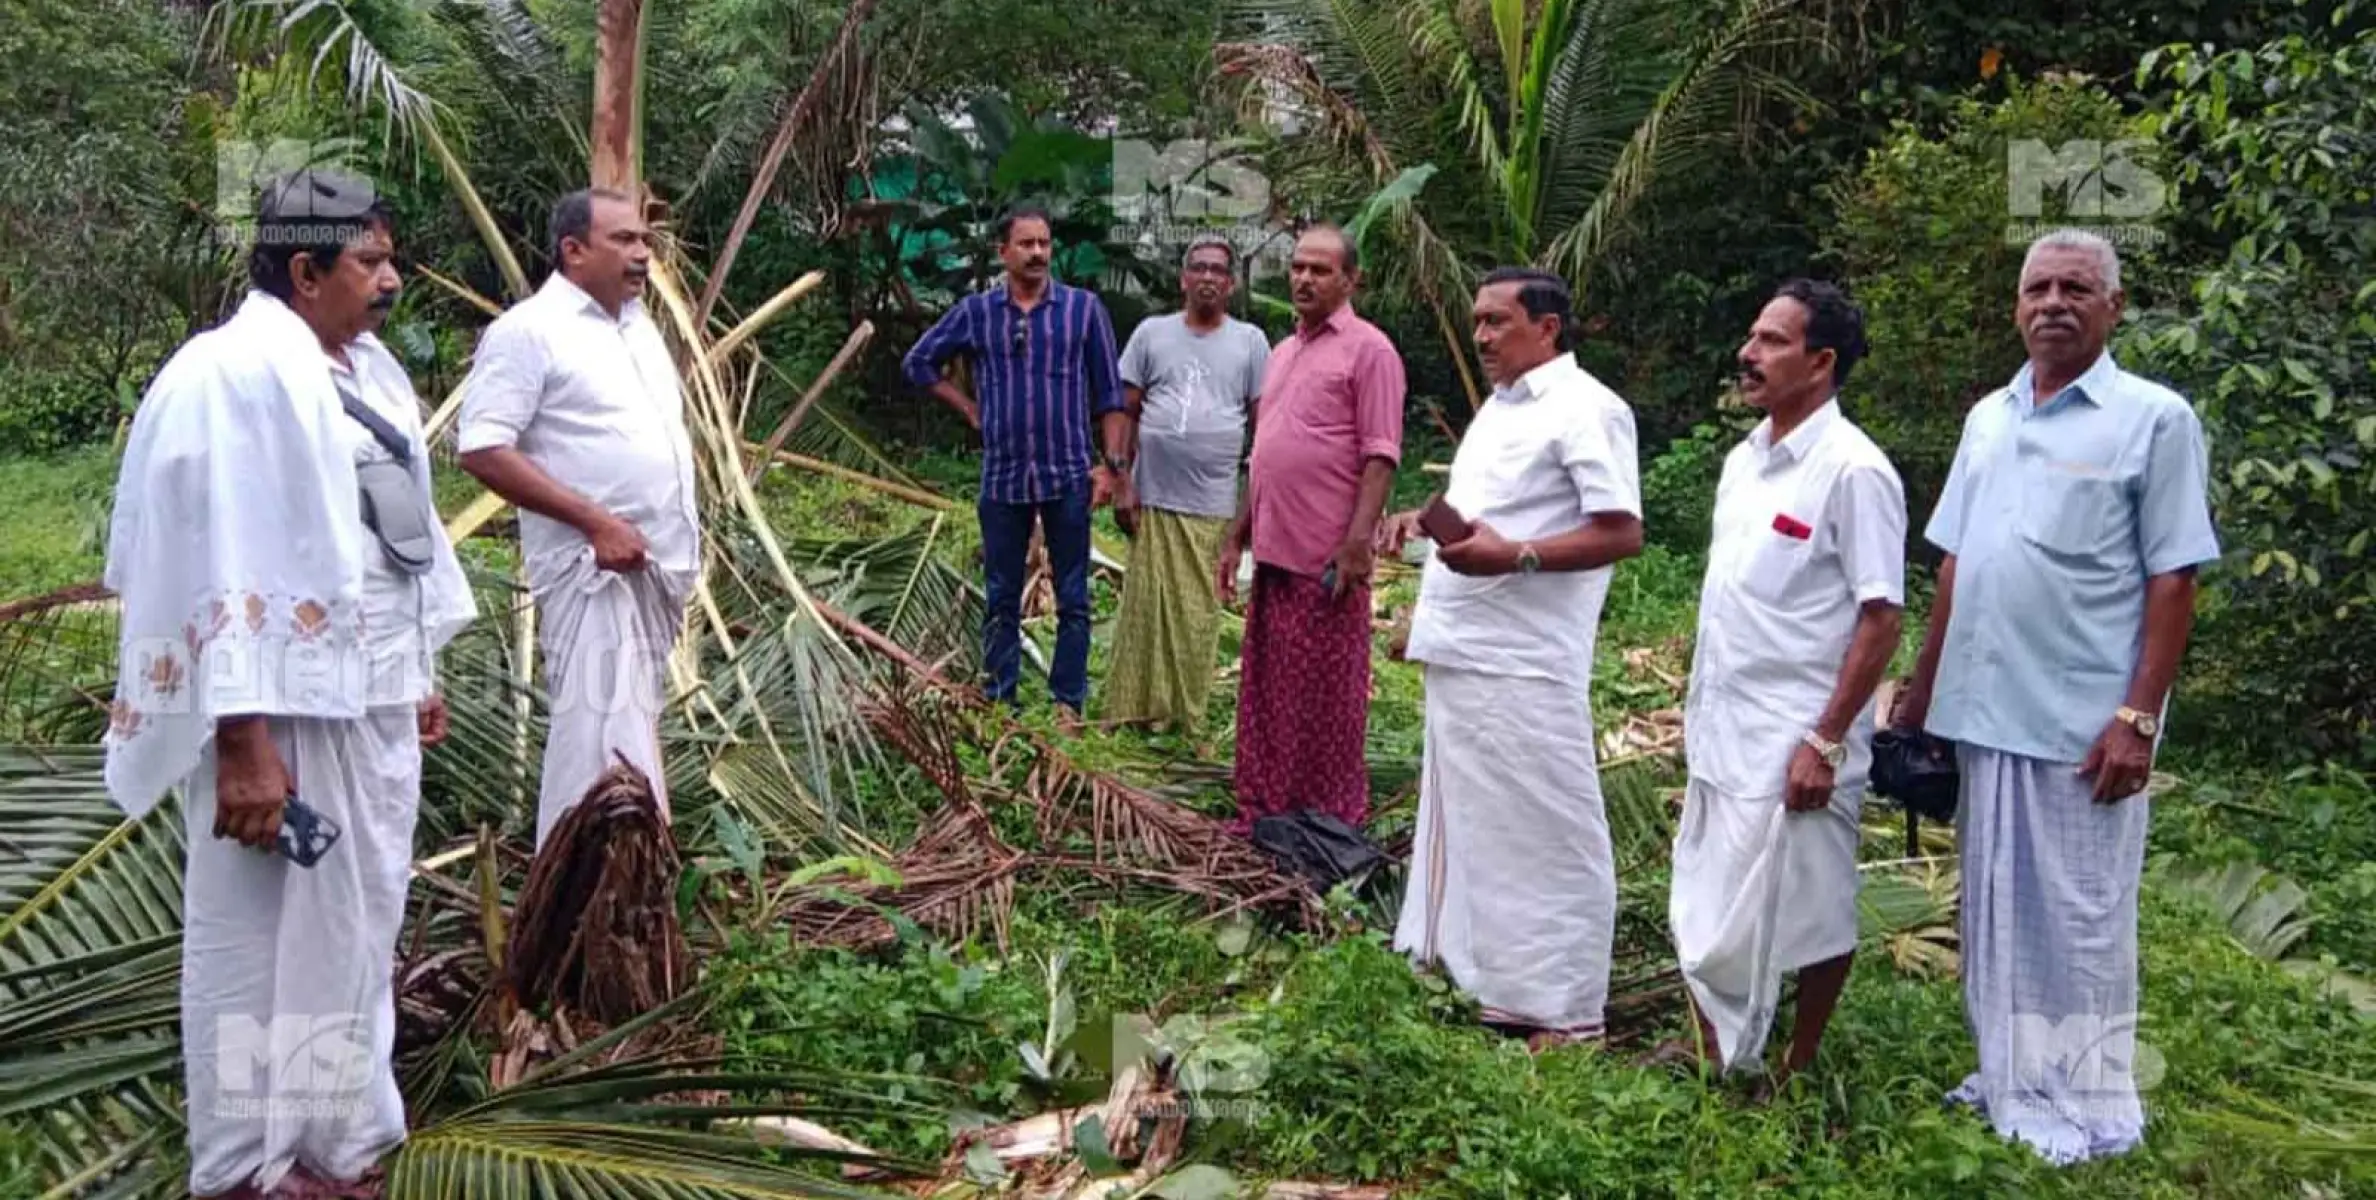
left=1923, top=351, right=2221, bottom=764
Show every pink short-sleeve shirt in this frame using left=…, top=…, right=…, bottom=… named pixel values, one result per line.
left=1246, top=305, right=1407, bottom=577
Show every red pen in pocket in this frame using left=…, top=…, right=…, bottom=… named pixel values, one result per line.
left=1772, top=513, right=1812, bottom=540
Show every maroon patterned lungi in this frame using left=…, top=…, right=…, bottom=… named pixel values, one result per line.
left=1231, top=565, right=1372, bottom=829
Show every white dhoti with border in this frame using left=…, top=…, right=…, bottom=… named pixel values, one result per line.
left=534, top=556, right=691, bottom=848
left=179, top=709, right=422, bottom=1196
left=1668, top=778, right=1861, bottom=1072
left=1948, top=743, right=2149, bottom=1165
left=1393, top=665, right=1616, bottom=1036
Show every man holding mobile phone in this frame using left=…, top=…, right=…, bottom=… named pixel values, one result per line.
left=102, top=170, right=476, bottom=1198
left=1220, top=225, right=1405, bottom=830
left=1382, top=267, right=1643, bottom=1051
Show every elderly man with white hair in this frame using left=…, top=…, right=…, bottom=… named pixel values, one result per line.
left=1894, top=228, right=2220, bottom=1164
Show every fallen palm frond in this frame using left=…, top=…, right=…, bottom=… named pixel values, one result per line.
left=0, top=583, right=117, bottom=744
left=775, top=681, right=1324, bottom=954
left=505, top=758, right=692, bottom=1028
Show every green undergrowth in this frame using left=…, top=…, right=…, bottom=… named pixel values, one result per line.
left=0, top=447, right=116, bottom=600
left=708, top=882, right=2376, bottom=1196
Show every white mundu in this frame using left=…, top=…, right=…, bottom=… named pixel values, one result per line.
left=1395, top=352, right=1641, bottom=1039
left=1672, top=397, right=1905, bottom=1072
left=456, top=272, right=701, bottom=847
left=104, top=292, right=476, bottom=1195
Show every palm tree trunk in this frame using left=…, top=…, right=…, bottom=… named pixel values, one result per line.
left=591, top=0, right=645, bottom=192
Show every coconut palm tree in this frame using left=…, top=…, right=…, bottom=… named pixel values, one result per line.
left=1217, top=0, right=1856, bottom=406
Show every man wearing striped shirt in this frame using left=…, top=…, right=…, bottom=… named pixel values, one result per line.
left=903, top=206, right=1130, bottom=724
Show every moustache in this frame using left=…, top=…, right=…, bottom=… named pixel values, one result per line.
left=369, top=293, right=397, bottom=311
left=1738, top=366, right=1765, bottom=385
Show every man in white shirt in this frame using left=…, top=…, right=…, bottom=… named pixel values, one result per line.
left=1654, top=279, right=1905, bottom=1090
left=457, top=188, right=702, bottom=848
left=1383, top=267, right=1645, bottom=1050
left=106, top=169, right=476, bottom=1197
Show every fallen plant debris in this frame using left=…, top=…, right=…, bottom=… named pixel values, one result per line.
left=504, top=757, right=692, bottom=1026
left=778, top=681, right=1324, bottom=952
left=1599, top=706, right=1684, bottom=764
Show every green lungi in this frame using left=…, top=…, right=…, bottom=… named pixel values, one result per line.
left=1102, top=507, right=1228, bottom=727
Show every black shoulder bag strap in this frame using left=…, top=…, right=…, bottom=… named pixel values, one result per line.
left=329, top=369, right=414, bottom=466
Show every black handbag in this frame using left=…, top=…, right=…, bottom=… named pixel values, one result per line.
left=1871, top=726, right=1960, bottom=826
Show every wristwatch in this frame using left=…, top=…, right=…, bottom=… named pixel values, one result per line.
left=2114, top=705, right=2160, bottom=738
left=1802, top=730, right=1846, bottom=768
left=1101, top=453, right=1131, bottom=473
left=1515, top=543, right=1541, bottom=575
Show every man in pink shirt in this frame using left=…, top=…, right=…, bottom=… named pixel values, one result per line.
left=1216, top=225, right=1406, bottom=829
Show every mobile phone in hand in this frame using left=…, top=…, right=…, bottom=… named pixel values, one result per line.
left=277, top=794, right=343, bottom=868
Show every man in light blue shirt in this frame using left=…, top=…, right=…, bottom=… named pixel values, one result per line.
left=1895, top=229, right=2220, bottom=1166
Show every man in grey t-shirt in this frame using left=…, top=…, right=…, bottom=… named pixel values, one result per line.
left=1102, top=238, right=1272, bottom=729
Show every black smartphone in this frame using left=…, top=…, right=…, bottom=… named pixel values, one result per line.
left=277, top=794, right=343, bottom=868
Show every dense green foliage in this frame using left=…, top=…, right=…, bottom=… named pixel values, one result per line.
left=6, top=0, right=2376, bottom=1189
left=0, top=0, right=214, bottom=450
left=2125, top=16, right=2376, bottom=759
left=1827, top=80, right=2169, bottom=536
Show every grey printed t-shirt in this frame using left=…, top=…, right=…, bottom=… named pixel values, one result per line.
left=1119, top=313, right=1272, bottom=518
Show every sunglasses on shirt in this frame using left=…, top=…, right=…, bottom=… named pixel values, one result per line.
left=1010, top=320, right=1030, bottom=360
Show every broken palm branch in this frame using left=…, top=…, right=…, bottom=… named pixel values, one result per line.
left=503, top=758, right=691, bottom=1027
left=775, top=684, right=1321, bottom=953
left=749, top=319, right=877, bottom=483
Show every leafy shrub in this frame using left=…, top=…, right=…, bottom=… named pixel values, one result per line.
left=713, top=932, right=1046, bottom=1158
left=0, top=368, right=128, bottom=455
left=1825, top=79, right=2170, bottom=552
left=1639, top=422, right=1736, bottom=553
left=2125, top=14, right=2376, bottom=762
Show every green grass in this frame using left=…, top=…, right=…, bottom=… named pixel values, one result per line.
left=0, top=447, right=117, bottom=600
left=8, top=441, right=2372, bottom=1195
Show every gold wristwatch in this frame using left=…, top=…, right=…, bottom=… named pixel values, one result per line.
left=2114, top=705, right=2160, bottom=738
left=1802, top=730, right=1846, bottom=768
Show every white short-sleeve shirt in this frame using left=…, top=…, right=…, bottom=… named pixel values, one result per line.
left=455, top=273, right=701, bottom=593
left=1405, top=353, right=1643, bottom=687
left=1685, top=399, right=1907, bottom=797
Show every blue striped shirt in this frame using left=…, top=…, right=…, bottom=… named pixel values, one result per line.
left=902, top=280, right=1126, bottom=504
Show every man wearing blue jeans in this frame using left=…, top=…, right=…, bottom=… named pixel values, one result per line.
left=903, top=206, right=1130, bottom=723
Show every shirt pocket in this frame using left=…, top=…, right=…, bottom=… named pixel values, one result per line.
left=1740, top=532, right=1814, bottom=605
left=2020, top=468, right=2131, bottom=560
